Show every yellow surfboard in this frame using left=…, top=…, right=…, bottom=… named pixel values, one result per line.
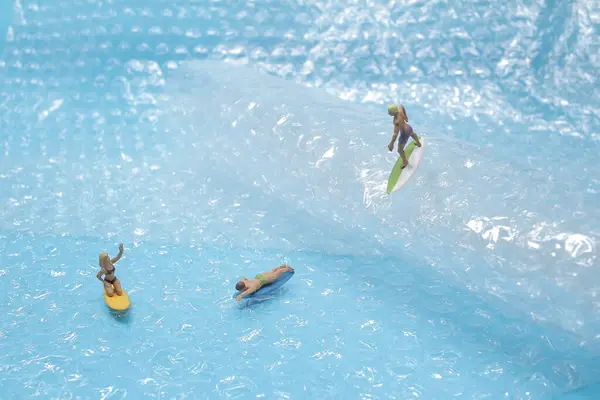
left=103, top=287, right=130, bottom=311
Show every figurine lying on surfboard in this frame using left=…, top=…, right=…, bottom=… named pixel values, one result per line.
left=234, top=264, right=294, bottom=302
left=387, top=104, right=422, bottom=169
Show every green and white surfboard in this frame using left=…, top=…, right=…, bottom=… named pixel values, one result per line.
left=386, top=136, right=425, bottom=195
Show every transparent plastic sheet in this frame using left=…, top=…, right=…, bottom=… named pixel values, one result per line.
left=1, top=57, right=598, bottom=350
left=1, top=0, right=599, bottom=397
left=154, top=60, right=600, bottom=349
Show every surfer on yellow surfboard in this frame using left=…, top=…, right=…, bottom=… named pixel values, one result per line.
left=96, top=243, right=125, bottom=297
left=387, top=104, right=422, bottom=169
left=97, top=243, right=131, bottom=311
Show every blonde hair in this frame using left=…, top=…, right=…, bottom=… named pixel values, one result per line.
left=99, top=252, right=110, bottom=267
left=399, top=105, right=408, bottom=122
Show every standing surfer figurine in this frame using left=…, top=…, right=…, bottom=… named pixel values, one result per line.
left=387, top=104, right=422, bottom=169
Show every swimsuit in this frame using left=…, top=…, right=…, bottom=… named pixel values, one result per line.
left=104, top=266, right=117, bottom=283
left=398, top=123, right=413, bottom=146
left=255, top=274, right=266, bottom=285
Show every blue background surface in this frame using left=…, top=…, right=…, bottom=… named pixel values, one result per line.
left=0, top=0, right=599, bottom=398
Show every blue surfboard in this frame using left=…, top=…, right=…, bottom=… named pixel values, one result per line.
left=232, top=270, right=295, bottom=307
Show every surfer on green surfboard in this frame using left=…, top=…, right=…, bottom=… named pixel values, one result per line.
left=387, top=104, right=422, bottom=169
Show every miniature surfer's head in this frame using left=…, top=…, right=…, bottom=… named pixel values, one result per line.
left=99, top=252, right=110, bottom=268
left=387, top=104, right=408, bottom=122
left=235, top=281, right=246, bottom=291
